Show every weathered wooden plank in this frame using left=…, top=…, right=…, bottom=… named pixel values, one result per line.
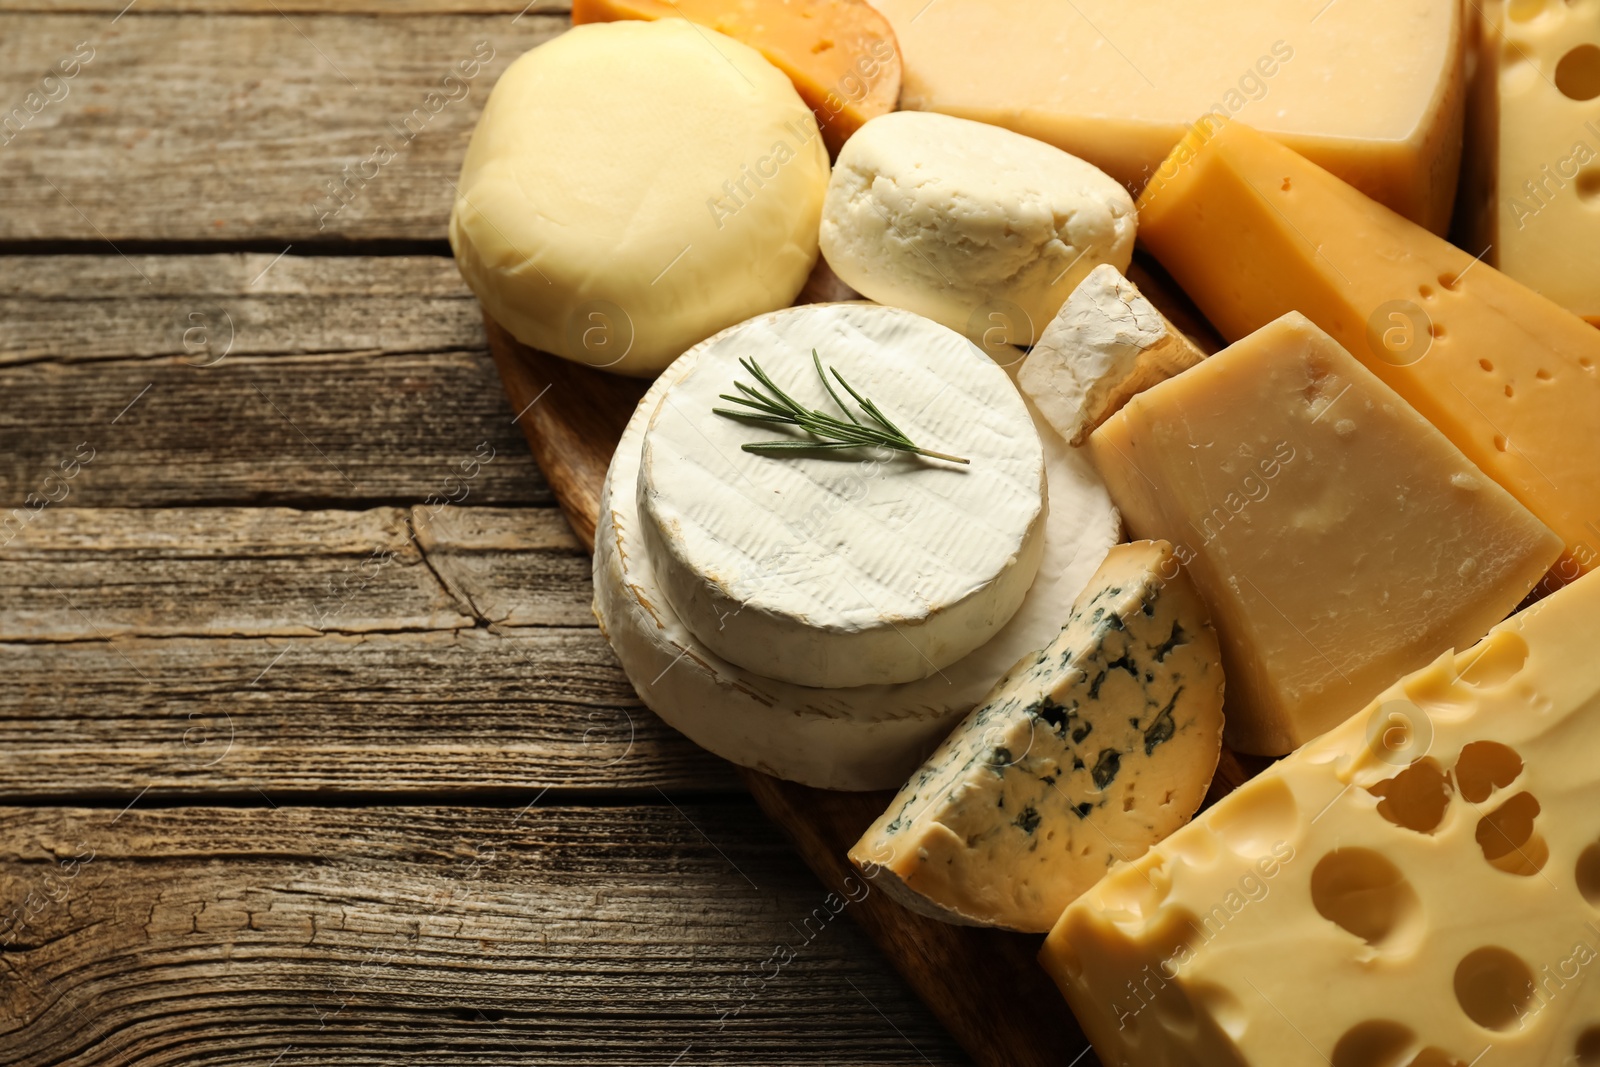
left=0, top=254, right=481, bottom=366
left=0, top=503, right=732, bottom=794
left=0, top=506, right=587, bottom=638
left=0, top=253, right=550, bottom=508
left=0, top=804, right=968, bottom=1065
left=0, top=2, right=566, bottom=12
left=0, top=625, right=737, bottom=796
left=0, top=13, right=565, bottom=242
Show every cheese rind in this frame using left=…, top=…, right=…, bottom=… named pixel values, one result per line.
left=1017, top=265, right=1207, bottom=447
left=1089, top=312, right=1562, bottom=756
left=819, top=112, right=1136, bottom=352
left=638, top=304, right=1047, bottom=688
left=1045, top=567, right=1600, bottom=1067
left=570, top=0, right=900, bottom=156
left=448, top=20, right=827, bottom=376
left=1137, top=119, right=1600, bottom=583
left=594, top=327, right=1120, bottom=790
left=873, top=0, right=1465, bottom=232
left=851, top=540, right=1224, bottom=933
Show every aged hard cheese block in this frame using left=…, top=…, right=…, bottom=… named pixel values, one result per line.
left=1089, top=313, right=1562, bottom=756
left=820, top=111, right=1135, bottom=354
left=1018, top=264, right=1207, bottom=447
left=872, top=0, right=1465, bottom=232
left=1137, top=120, right=1600, bottom=581
left=570, top=0, right=899, bottom=156
left=594, top=324, right=1120, bottom=790
left=449, top=20, right=827, bottom=376
left=1461, top=0, right=1600, bottom=323
left=850, top=540, right=1224, bottom=934
left=1044, top=567, right=1600, bottom=1067
left=638, top=304, right=1046, bottom=688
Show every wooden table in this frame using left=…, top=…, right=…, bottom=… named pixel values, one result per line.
left=0, top=6, right=971, bottom=1062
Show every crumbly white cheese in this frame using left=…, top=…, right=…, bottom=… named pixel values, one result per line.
left=593, top=336, right=1121, bottom=791
left=1017, top=265, right=1206, bottom=446
left=819, top=111, right=1136, bottom=354
left=851, top=540, right=1225, bottom=932
left=448, top=20, right=828, bottom=376
left=638, top=304, right=1047, bottom=688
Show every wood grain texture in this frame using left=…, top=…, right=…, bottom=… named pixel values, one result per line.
left=0, top=504, right=738, bottom=796
left=0, top=255, right=548, bottom=507
left=0, top=804, right=968, bottom=1065
left=0, top=13, right=564, bottom=242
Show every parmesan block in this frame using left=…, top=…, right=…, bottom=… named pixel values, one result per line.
left=873, top=0, right=1465, bottom=233
left=570, top=0, right=900, bottom=156
left=639, top=304, right=1046, bottom=689
left=819, top=112, right=1136, bottom=354
left=1046, top=567, right=1600, bottom=1066
left=1018, top=265, right=1207, bottom=447
left=448, top=20, right=828, bottom=376
left=593, top=319, right=1121, bottom=791
left=1089, top=313, right=1563, bottom=756
left=851, top=540, right=1224, bottom=933
left=1136, top=118, right=1600, bottom=584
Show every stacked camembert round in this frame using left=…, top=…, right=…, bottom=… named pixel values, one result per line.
left=594, top=303, right=1120, bottom=790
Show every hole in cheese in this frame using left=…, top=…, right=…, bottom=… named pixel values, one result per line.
left=1311, top=848, right=1423, bottom=950
left=1474, top=791, right=1547, bottom=876
left=1453, top=946, right=1536, bottom=1031
left=1577, top=842, right=1600, bottom=907
left=1556, top=44, right=1600, bottom=102
left=1368, top=757, right=1452, bottom=835
left=1331, top=1018, right=1414, bottom=1067
left=1580, top=169, right=1600, bottom=205
left=1578, top=1025, right=1600, bottom=1065
left=1454, top=741, right=1523, bottom=802
left=1207, top=776, right=1298, bottom=860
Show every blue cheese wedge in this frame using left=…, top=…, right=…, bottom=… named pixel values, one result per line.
left=850, top=540, right=1224, bottom=931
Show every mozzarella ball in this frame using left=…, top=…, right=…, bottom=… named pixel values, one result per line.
left=449, top=20, right=829, bottom=377
left=820, top=111, right=1136, bottom=353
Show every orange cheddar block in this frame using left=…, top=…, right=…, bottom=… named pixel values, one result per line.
left=1137, top=119, right=1600, bottom=586
left=570, top=0, right=900, bottom=156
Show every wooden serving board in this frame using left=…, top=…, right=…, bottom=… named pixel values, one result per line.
left=487, top=256, right=1261, bottom=1067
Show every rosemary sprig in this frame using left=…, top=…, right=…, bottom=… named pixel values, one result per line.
left=713, top=351, right=969, bottom=465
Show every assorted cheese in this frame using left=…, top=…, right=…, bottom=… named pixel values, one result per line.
left=448, top=20, right=827, bottom=376
left=1137, top=119, right=1600, bottom=582
left=593, top=307, right=1120, bottom=790
left=638, top=304, right=1046, bottom=688
left=1045, top=567, right=1600, bottom=1066
left=451, top=8, right=1600, bottom=1051
left=569, top=0, right=900, bottom=157
left=1462, top=0, right=1600, bottom=324
left=1017, top=265, right=1207, bottom=447
left=872, top=0, right=1466, bottom=232
left=850, top=540, right=1224, bottom=933
left=819, top=112, right=1136, bottom=354
left=1090, top=312, right=1562, bottom=755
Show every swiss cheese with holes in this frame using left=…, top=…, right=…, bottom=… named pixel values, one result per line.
left=1043, top=567, right=1600, bottom=1067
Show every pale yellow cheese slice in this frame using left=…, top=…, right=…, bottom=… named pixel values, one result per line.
left=871, top=0, right=1466, bottom=232
left=1089, top=313, right=1562, bottom=756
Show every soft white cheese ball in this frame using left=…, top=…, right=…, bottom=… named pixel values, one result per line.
left=449, top=20, right=829, bottom=377
left=819, top=111, right=1136, bottom=353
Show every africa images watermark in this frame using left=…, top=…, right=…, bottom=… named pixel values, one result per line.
left=310, top=41, right=496, bottom=230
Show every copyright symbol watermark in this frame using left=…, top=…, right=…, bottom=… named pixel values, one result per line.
left=965, top=299, right=1035, bottom=367
left=565, top=300, right=635, bottom=370
left=180, top=308, right=235, bottom=368
left=1364, top=300, right=1432, bottom=368
left=1363, top=700, right=1433, bottom=767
